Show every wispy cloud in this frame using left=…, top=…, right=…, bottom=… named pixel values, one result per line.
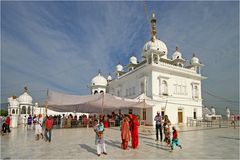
left=1, top=1, right=239, bottom=113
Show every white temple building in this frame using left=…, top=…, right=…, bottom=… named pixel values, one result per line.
left=8, top=13, right=206, bottom=126
left=90, top=13, right=206, bottom=125
left=7, top=87, right=45, bottom=127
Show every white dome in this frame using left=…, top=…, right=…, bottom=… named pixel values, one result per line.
left=142, top=39, right=168, bottom=58
left=18, top=92, right=33, bottom=104
left=191, top=54, right=199, bottom=64
left=116, top=64, right=123, bottom=72
left=107, top=75, right=112, bottom=81
left=129, top=56, right=137, bottom=64
left=91, top=73, right=107, bottom=86
left=172, top=51, right=182, bottom=60
left=8, top=96, right=19, bottom=107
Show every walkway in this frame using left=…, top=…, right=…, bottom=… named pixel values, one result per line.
left=1, top=126, right=239, bottom=159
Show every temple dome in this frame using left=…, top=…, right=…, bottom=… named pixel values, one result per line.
left=191, top=54, right=200, bottom=64
left=18, top=92, right=33, bottom=104
left=172, top=47, right=182, bottom=60
left=107, top=75, right=112, bottom=81
left=116, top=64, right=123, bottom=72
left=8, top=96, right=20, bottom=107
left=129, top=56, right=137, bottom=64
left=91, top=73, right=107, bottom=86
left=142, top=39, right=168, bottom=58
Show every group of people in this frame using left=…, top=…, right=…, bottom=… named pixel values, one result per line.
left=154, top=111, right=182, bottom=151
left=28, top=114, right=54, bottom=142
left=121, top=114, right=139, bottom=150
left=92, top=113, right=139, bottom=157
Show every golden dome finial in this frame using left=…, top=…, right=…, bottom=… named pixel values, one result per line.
left=24, top=86, right=28, bottom=93
left=151, top=13, right=157, bottom=42
left=176, top=46, right=179, bottom=51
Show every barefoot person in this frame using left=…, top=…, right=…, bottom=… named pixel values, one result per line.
left=131, top=115, right=139, bottom=149
left=45, top=115, right=53, bottom=142
left=171, top=126, right=182, bottom=151
left=96, top=120, right=107, bottom=157
left=154, top=111, right=163, bottom=142
left=163, top=115, right=171, bottom=148
left=34, top=114, right=43, bottom=140
left=121, top=116, right=131, bottom=150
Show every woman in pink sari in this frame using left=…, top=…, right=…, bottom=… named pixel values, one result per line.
left=121, top=116, right=130, bottom=150
left=131, top=115, right=139, bottom=149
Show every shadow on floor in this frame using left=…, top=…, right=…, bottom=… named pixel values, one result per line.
left=105, top=139, right=122, bottom=149
left=139, top=135, right=155, bottom=141
left=218, top=136, right=240, bottom=140
left=143, top=141, right=171, bottom=152
left=79, top=144, right=97, bottom=155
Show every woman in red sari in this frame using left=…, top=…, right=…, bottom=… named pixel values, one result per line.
left=121, top=116, right=130, bottom=150
left=131, top=115, right=139, bottom=149
left=103, top=115, right=108, bottom=128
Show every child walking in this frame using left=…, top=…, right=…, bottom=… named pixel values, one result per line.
left=171, top=126, right=182, bottom=151
left=96, top=120, right=107, bottom=157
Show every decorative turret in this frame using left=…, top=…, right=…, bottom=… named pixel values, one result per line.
left=107, top=73, right=112, bottom=82
left=186, top=53, right=204, bottom=74
left=115, top=63, right=124, bottom=77
left=90, top=71, right=107, bottom=94
left=172, top=47, right=185, bottom=67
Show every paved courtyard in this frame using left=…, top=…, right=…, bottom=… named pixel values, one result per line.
left=1, top=125, right=239, bottom=159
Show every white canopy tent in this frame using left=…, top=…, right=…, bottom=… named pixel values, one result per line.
left=47, top=90, right=152, bottom=114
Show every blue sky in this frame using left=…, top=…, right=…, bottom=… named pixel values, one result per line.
left=1, top=1, right=239, bottom=114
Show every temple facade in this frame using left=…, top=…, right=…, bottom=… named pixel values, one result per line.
left=90, top=13, right=206, bottom=125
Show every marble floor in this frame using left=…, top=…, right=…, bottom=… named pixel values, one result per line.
left=1, top=125, right=239, bottom=159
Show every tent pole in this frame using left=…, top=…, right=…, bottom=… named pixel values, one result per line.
left=101, top=93, right=104, bottom=114
left=143, top=98, right=146, bottom=132
left=164, top=99, right=168, bottom=116
left=45, top=89, right=49, bottom=116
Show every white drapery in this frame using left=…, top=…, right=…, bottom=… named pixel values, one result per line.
left=47, top=90, right=151, bottom=113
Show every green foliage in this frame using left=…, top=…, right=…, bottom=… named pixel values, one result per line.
left=0, top=109, right=8, bottom=116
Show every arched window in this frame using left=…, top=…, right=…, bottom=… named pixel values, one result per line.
left=148, top=55, right=152, bottom=64
left=12, top=109, right=15, bottom=114
left=94, top=90, right=98, bottom=94
left=22, top=106, right=26, bottom=114
left=194, top=86, right=199, bottom=98
left=27, top=106, right=31, bottom=114
left=162, top=80, right=168, bottom=95
left=153, top=54, right=158, bottom=64
left=100, top=90, right=104, bottom=94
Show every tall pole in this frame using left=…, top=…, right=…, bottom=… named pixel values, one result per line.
left=164, top=99, right=168, bottom=116
left=45, top=89, right=49, bottom=116
left=101, top=93, right=104, bottom=114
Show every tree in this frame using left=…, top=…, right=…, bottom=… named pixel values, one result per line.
left=0, top=109, right=8, bottom=116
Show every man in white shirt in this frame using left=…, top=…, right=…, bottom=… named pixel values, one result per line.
left=154, top=111, right=163, bottom=142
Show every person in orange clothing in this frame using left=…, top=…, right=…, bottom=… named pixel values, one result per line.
left=121, top=116, right=131, bottom=150
left=131, top=115, right=139, bottom=149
